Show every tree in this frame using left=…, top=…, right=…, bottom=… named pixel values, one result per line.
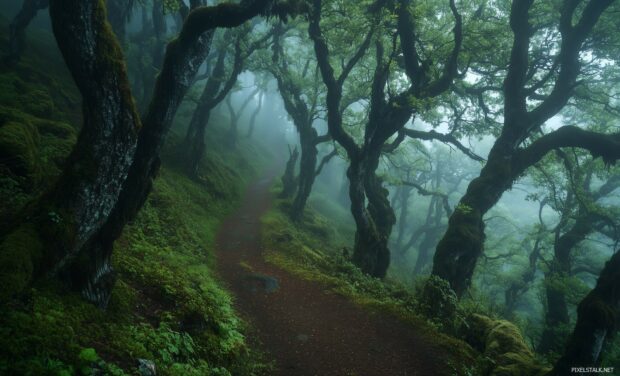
left=431, top=0, right=620, bottom=298
left=246, top=90, right=264, bottom=137
left=182, top=24, right=272, bottom=176
left=225, top=87, right=260, bottom=147
left=0, top=0, right=301, bottom=307
left=533, top=152, right=620, bottom=354
left=310, top=0, right=473, bottom=278
left=266, top=21, right=335, bottom=220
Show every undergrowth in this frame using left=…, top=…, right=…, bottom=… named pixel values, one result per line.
left=260, top=192, right=553, bottom=375
left=0, top=17, right=270, bottom=376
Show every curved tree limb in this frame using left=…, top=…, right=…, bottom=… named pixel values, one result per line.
left=400, top=181, right=451, bottom=217
left=402, top=128, right=484, bottom=162
left=314, top=148, right=338, bottom=177
left=513, top=127, right=620, bottom=176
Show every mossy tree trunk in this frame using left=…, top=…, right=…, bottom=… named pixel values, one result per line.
left=349, top=151, right=395, bottom=278
left=0, top=0, right=141, bottom=302
left=290, top=127, right=320, bottom=220
left=432, top=145, right=513, bottom=296
left=5, top=0, right=49, bottom=65
left=83, top=0, right=290, bottom=306
left=431, top=0, right=620, bottom=298
left=550, top=250, right=620, bottom=375
left=0, top=0, right=296, bottom=306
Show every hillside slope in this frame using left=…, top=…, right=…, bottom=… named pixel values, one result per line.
left=0, top=19, right=270, bottom=376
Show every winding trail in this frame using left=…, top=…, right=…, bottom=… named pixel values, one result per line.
left=216, top=174, right=451, bottom=376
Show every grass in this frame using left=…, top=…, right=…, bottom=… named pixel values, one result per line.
left=0, top=17, right=272, bottom=375
left=0, top=129, right=273, bottom=375
left=259, top=191, right=553, bottom=375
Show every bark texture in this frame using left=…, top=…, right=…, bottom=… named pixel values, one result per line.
left=0, top=0, right=140, bottom=303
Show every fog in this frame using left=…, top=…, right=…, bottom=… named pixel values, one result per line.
left=2, top=0, right=619, bottom=373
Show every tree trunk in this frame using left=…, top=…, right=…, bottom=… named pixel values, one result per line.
left=279, top=146, right=298, bottom=199
left=69, top=0, right=296, bottom=306
left=246, top=91, right=263, bottom=137
left=5, top=0, right=49, bottom=65
left=394, top=185, right=413, bottom=249
left=539, top=215, right=593, bottom=353
left=550, top=250, right=620, bottom=375
left=431, top=144, right=515, bottom=297
left=73, top=17, right=216, bottom=307
left=0, top=0, right=140, bottom=302
left=290, top=128, right=318, bottom=221
left=349, top=153, right=394, bottom=278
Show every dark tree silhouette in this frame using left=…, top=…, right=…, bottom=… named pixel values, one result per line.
left=431, top=0, right=620, bottom=298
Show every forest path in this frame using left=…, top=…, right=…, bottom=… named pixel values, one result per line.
left=215, top=172, right=448, bottom=376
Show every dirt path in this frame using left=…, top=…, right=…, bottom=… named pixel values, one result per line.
left=216, top=174, right=450, bottom=376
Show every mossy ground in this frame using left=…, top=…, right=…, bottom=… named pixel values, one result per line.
left=0, top=146, right=268, bottom=375
left=0, top=18, right=271, bottom=376
left=0, top=15, right=79, bottom=228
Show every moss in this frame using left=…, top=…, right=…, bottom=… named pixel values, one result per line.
left=486, top=320, right=533, bottom=358
left=0, top=224, right=44, bottom=301
left=463, top=314, right=550, bottom=376
left=0, top=120, right=41, bottom=180
left=418, top=275, right=459, bottom=327
left=0, top=143, right=269, bottom=374
left=20, top=89, right=56, bottom=118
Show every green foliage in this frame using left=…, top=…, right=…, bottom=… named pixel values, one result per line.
left=0, top=149, right=267, bottom=375
left=462, top=314, right=550, bottom=376
left=417, top=275, right=459, bottom=330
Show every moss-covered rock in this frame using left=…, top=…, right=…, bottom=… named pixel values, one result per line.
left=419, top=275, right=459, bottom=326
left=0, top=120, right=41, bottom=179
left=463, top=313, right=550, bottom=376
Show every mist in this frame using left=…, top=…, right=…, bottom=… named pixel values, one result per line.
left=1, top=1, right=619, bottom=375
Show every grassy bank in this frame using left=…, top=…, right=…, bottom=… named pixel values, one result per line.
left=0, top=18, right=271, bottom=375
